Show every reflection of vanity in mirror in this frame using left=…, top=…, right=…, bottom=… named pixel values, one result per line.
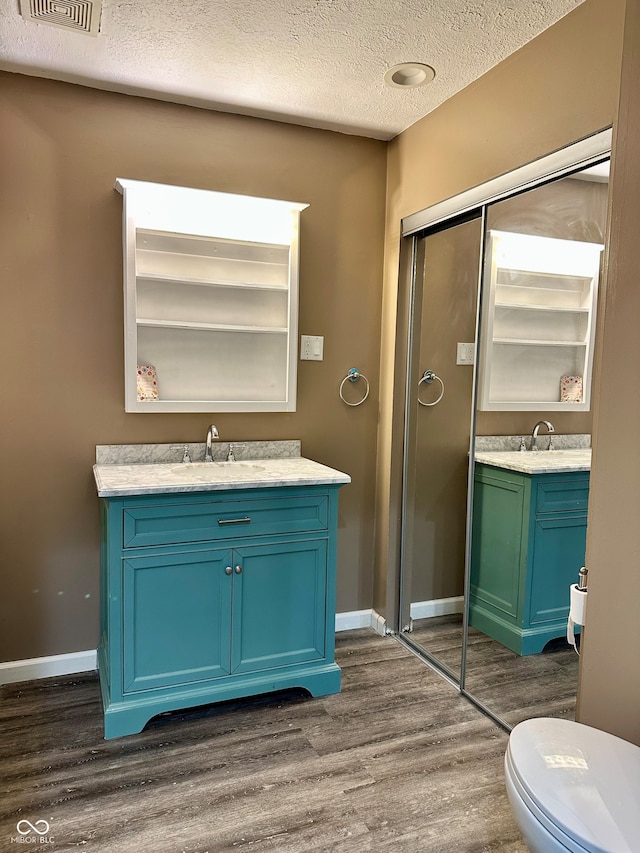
left=471, top=442, right=590, bottom=655
left=464, top=152, right=609, bottom=727
left=469, top=226, right=602, bottom=657
left=396, top=129, right=611, bottom=731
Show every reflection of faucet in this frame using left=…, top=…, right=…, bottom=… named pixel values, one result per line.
left=205, top=424, right=219, bottom=462
left=531, top=420, right=555, bottom=451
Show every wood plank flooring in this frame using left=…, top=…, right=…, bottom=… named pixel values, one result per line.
left=408, top=615, right=579, bottom=728
left=0, top=630, right=528, bottom=852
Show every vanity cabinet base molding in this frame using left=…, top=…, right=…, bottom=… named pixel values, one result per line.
left=98, top=485, right=343, bottom=738
left=470, top=464, right=589, bottom=655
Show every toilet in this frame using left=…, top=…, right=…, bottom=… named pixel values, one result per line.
left=504, top=717, right=640, bottom=852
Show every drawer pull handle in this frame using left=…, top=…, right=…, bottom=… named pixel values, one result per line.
left=218, top=516, right=252, bottom=526
left=224, top=566, right=233, bottom=575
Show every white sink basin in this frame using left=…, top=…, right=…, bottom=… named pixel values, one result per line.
left=170, top=462, right=265, bottom=477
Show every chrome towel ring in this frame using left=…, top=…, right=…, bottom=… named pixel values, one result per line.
left=339, top=368, right=370, bottom=406
left=417, top=369, right=445, bottom=406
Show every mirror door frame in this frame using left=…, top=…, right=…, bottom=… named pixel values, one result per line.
left=389, top=127, right=612, bottom=726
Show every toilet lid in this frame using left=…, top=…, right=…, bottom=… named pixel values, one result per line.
left=508, top=718, right=640, bottom=853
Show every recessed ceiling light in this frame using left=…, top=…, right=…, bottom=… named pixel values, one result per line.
left=384, top=63, right=435, bottom=89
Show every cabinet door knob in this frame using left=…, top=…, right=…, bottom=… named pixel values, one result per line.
left=225, top=566, right=233, bottom=575
left=235, top=565, right=242, bottom=574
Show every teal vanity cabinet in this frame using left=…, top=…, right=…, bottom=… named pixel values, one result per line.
left=98, top=484, right=344, bottom=738
left=470, top=463, right=589, bottom=655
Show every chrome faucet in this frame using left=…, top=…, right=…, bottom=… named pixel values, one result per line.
left=226, top=443, right=236, bottom=462
left=531, top=420, right=555, bottom=451
left=205, top=424, right=219, bottom=462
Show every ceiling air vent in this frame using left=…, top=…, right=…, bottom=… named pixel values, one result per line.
left=19, top=0, right=101, bottom=37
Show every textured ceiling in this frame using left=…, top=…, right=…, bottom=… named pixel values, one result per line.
left=0, top=0, right=584, bottom=140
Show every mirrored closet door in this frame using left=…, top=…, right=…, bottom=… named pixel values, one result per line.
left=464, top=156, right=610, bottom=728
left=397, top=214, right=483, bottom=681
left=396, top=129, right=611, bottom=728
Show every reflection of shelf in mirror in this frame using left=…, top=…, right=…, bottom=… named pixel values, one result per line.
left=493, top=337, right=587, bottom=347
left=137, top=318, right=288, bottom=334
left=496, top=268, right=592, bottom=280
left=136, top=273, right=287, bottom=292
left=494, top=302, right=589, bottom=313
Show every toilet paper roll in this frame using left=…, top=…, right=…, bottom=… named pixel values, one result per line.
left=567, top=584, right=588, bottom=651
left=570, top=583, right=587, bottom=626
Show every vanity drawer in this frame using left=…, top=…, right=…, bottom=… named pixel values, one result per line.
left=123, top=494, right=329, bottom=548
left=535, top=476, right=590, bottom=514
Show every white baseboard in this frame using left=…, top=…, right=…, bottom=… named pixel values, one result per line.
left=1, top=613, right=388, bottom=686
left=335, top=608, right=387, bottom=634
left=0, top=650, right=97, bottom=686
left=410, top=596, right=464, bottom=621
left=369, top=610, right=388, bottom=636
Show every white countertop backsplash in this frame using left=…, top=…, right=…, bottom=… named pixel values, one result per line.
left=475, top=434, right=591, bottom=453
left=96, top=440, right=301, bottom=465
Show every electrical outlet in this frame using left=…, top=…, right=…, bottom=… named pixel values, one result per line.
left=456, top=342, right=475, bottom=365
left=300, top=335, right=324, bottom=361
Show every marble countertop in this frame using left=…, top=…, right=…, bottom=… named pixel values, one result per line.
left=94, top=456, right=351, bottom=497
left=474, top=449, right=591, bottom=474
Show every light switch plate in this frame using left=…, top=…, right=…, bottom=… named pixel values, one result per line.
left=457, top=342, right=475, bottom=365
left=300, top=335, right=324, bottom=361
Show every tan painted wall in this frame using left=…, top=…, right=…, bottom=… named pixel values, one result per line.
left=0, top=73, right=387, bottom=662
left=577, top=0, right=640, bottom=744
left=376, top=0, right=626, bottom=622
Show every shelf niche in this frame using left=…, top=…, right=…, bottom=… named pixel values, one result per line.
left=478, top=230, right=603, bottom=411
left=116, top=178, right=308, bottom=413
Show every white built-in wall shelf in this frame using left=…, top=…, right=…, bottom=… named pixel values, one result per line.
left=116, top=179, right=308, bottom=413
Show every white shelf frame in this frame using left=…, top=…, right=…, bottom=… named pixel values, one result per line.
left=116, top=178, right=308, bottom=413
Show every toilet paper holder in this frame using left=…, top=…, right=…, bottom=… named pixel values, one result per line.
left=567, top=566, right=588, bottom=654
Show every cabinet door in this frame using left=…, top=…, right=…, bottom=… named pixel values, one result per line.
left=528, top=514, right=587, bottom=625
left=231, top=540, right=328, bottom=675
left=471, top=470, right=527, bottom=620
left=122, top=548, right=233, bottom=693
